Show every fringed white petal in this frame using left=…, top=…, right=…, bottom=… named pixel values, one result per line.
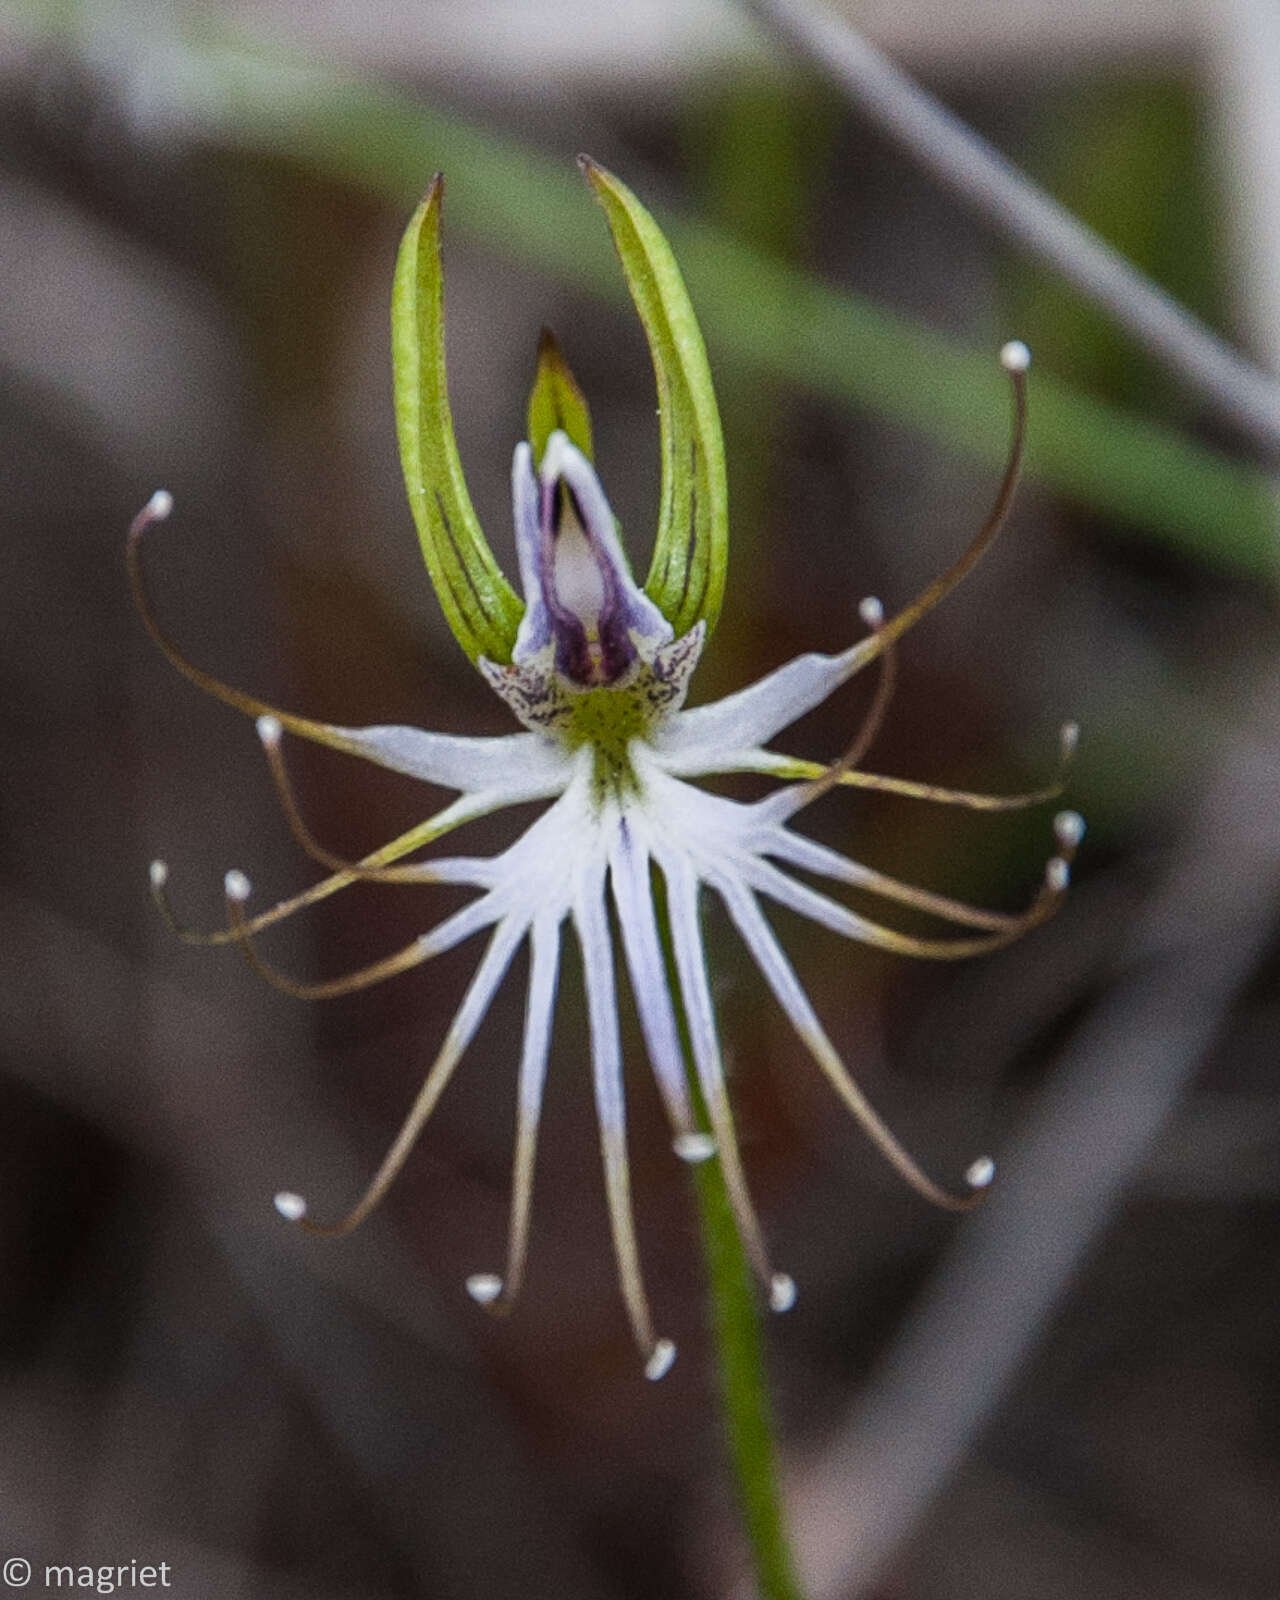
left=712, top=874, right=975, bottom=1210
left=421, top=754, right=596, bottom=960
left=742, top=850, right=936, bottom=953
left=321, top=722, right=571, bottom=796
left=657, top=841, right=783, bottom=1296
left=757, top=827, right=1025, bottom=933
left=416, top=890, right=512, bottom=961
left=503, top=917, right=561, bottom=1298
left=632, top=747, right=762, bottom=849
left=294, top=912, right=530, bottom=1237
left=653, top=641, right=873, bottom=772
left=739, top=850, right=1040, bottom=961
left=434, top=916, right=530, bottom=1085
left=573, top=837, right=668, bottom=1373
left=608, top=814, right=703, bottom=1151
left=359, top=910, right=527, bottom=1170
left=469, top=913, right=563, bottom=1311
left=625, top=752, right=989, bottom=1211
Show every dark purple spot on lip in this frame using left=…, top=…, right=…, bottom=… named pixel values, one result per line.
left=537, top=476, right=638, bottom=686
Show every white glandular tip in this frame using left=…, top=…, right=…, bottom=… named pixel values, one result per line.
left=644, top=1339, right=677, bottom=1381
left=1000, top=340, right=1031, bottom=373
left=769, top=1274, right=797, bottom=1313
left=224, top=869, right=252, bottom=903
left=465, top=1274, right=503, bottom=1305
left=673, top=1132, right=716, bottom=1163
left=1054, top=810, right=1086, bottom=849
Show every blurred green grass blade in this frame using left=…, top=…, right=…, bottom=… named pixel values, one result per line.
left=668, top=223, right=1279, bottom=577
left=170, top=39, right=1280, bottom=580
left=1005, top=76, right=1224, bottom=417
left=682, top=71, right=841, bottom=650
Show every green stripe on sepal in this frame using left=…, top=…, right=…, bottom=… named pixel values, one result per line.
left=580, top=157, right=729, bottom=639
left=527, top=328, right=595, bottom=465
left=392, top=177, right=524, bottom=664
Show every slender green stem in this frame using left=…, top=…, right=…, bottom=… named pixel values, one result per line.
left=650, top=873, right=805, bottom=1599
left=680, top=96, right=809, bottom=1595
left=690, top=1148, right=806, bottom=1600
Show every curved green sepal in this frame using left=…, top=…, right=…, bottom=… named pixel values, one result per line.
left=527, top=328, right=595, bottom=465
left=580, top=156, right=729, bottom=639
left=392, top=177, right=524, bottom=664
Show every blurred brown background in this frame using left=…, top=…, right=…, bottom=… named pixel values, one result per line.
left=2, top=2, right=1278, bottom=1597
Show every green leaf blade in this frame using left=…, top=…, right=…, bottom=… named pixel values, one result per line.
left=580, top=157, right=730, bottom=638
left=391, top=177, right=524, bottom=664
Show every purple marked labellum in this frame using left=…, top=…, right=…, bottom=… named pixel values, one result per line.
left=512, top=431, right=671, bottom=686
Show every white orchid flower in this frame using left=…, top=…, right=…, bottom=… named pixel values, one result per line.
left=130, top=159, right=1081, bottom=1382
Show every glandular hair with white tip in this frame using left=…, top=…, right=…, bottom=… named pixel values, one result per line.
left=965, top=1155, right=996, bottom=1190
left=1054, top=810, right=1086, bottom=849
left=644, top=1339, right=677, bottom=1381
left=147, top=489, right=174, bottom=520
left=466, top=1273, right=503, bottom=1306
left=256, top=714, right=283, bottom=747
left=225, top=869, right=252, bottom=903
left=274, top=1191, right=307, bottom=1222
left=673, top=1132, right=716, bottom=1163
left=770, top=1273, right=797, bottom=1313
left=149, top=859, right=169, bottom=889
left=858, top=595, right=885, bottom=630
left=1000, top=340, right=1031, bottom=373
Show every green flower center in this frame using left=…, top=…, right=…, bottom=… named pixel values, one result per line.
left=479, top=622, right=706, bottom=803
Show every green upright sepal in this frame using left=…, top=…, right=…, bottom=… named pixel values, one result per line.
left=527, top=329, right=595, bottom=466
left=392, top=177, right=524, bottom=665
left=580, top=156, right=729, bottom=639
